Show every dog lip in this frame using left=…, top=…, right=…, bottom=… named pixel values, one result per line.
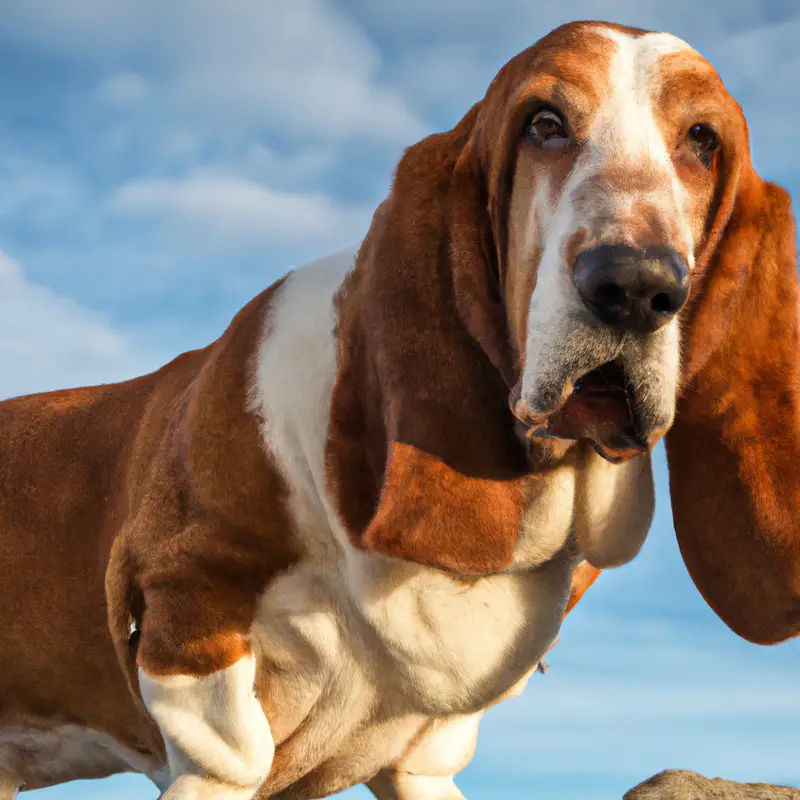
left=511, top=398, right=550, bottom=429
left=510, top=374, right=577, bottom=431
left=513, top=360, right=655, bottom=459
left=510, top=378, right=555, bottom=430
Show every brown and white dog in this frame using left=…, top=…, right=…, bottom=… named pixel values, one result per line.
left=1, top=20, right=799, bottom=800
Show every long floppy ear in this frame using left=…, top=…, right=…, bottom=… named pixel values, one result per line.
left=665, top=159, right=800, bottom=644
left=326, top=105, right=530, bottom=576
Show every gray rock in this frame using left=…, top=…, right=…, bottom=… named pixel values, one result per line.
left=624, top=770, right=800, bottom=799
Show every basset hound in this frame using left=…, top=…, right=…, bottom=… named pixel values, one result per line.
left=1, top=20, right=799, bottom=800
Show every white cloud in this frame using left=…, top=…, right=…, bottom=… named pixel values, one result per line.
left=0, top=251, right=159, bottom=399
left=0, top=0, right=426, bottom=145
left=108, top=173, right=370, bottom=250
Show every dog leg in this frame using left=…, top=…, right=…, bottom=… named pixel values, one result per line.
left=140, top=656, right=273, bottom=800
left=366, top=662, right=546, bottom=800
left=366, top=713, right=482, bottom=800
left=367, top=771, right=466, bottom=800
left=158, top=774, right=262, bottom=800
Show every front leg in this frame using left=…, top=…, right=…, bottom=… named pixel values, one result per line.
left=367, top=772, right=466, bottom=800
left=140, top=656, right=273, bottom=799
left=136, top=590, right=274, bottom=799
left=366, top=713, right=482, bottom=800
left=367, top=663, right=545, bottom=800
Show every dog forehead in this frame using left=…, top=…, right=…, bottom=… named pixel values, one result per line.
left=596, top=26, right=710, bottom=103
left=599, top=26, right=693, bottom=59
left=489, top=24, right=705, bottom=134
left=588, top=28, right=694, bottom=157
left=559, top=26, right=699, bottom=86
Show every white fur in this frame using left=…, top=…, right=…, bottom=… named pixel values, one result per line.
left=512, top=460, right=579, bottom=567
left=369, top=773, right=467, bottom=800
left=366, top=669, right=536, bottom=799
left=159, top=774, right=256, bottom=800
left=597, top=32, right=690, bottom=158
left=575, top=449, right=655, bottom=567
left=598, top=29, right=696, bottom=262
left=254, top=251, right=574, bottom=681
left=138, top=657, right=274, bottom=794
left=519, top=144, right=624, bottom=417
left=250, top=249, right=355, bottom=562
left=395, top=714, right=483, bottom=777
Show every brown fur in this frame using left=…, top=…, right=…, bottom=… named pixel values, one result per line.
left=666, top=170, right=800, bottom=644
left=327, top=108, right=530, bottom=576
left=0, top=283, right=297, bottom=771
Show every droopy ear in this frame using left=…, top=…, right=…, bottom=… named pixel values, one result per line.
left=665, top=160, right=800, bottom=644
left=326, top=105, right=530, bottom=576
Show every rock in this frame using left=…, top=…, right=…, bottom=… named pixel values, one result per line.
left=624, top=769, right=800, bottom=799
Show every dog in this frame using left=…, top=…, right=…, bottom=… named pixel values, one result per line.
left=1, top=20, right=798, bottom=800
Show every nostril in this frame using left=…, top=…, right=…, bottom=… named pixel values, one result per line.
left=574, top=244, right=690, bottom=332
left=651, top=292, right=673, bottom=313
left=594, top=283, right=627, bottom=311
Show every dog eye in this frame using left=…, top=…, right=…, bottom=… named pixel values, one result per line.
left=524, top=109, right=569, bottom=149
left=688, top=123, right=719, bottom=167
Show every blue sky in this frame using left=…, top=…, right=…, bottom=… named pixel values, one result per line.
left=2, top=1, right=798, bottom=798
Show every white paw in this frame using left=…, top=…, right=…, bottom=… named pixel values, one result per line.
left=140, top=657, right=274, bottom=790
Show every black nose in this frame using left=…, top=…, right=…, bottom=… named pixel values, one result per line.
left=573, top=244, right=690, bottom=333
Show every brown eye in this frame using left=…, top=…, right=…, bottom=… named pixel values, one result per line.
left=689, top=123, right=719, bottom=167
left=524, top=108, right=569, bottom=148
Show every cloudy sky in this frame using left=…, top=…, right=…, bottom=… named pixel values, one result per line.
left=4, top=1, right=798, bottom=798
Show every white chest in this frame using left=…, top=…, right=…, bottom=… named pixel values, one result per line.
left=249, top=546, right=575, bottom=794
left=248, top=253, right=655, bottom=786
left=254, top=540, right=576, bottom=714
